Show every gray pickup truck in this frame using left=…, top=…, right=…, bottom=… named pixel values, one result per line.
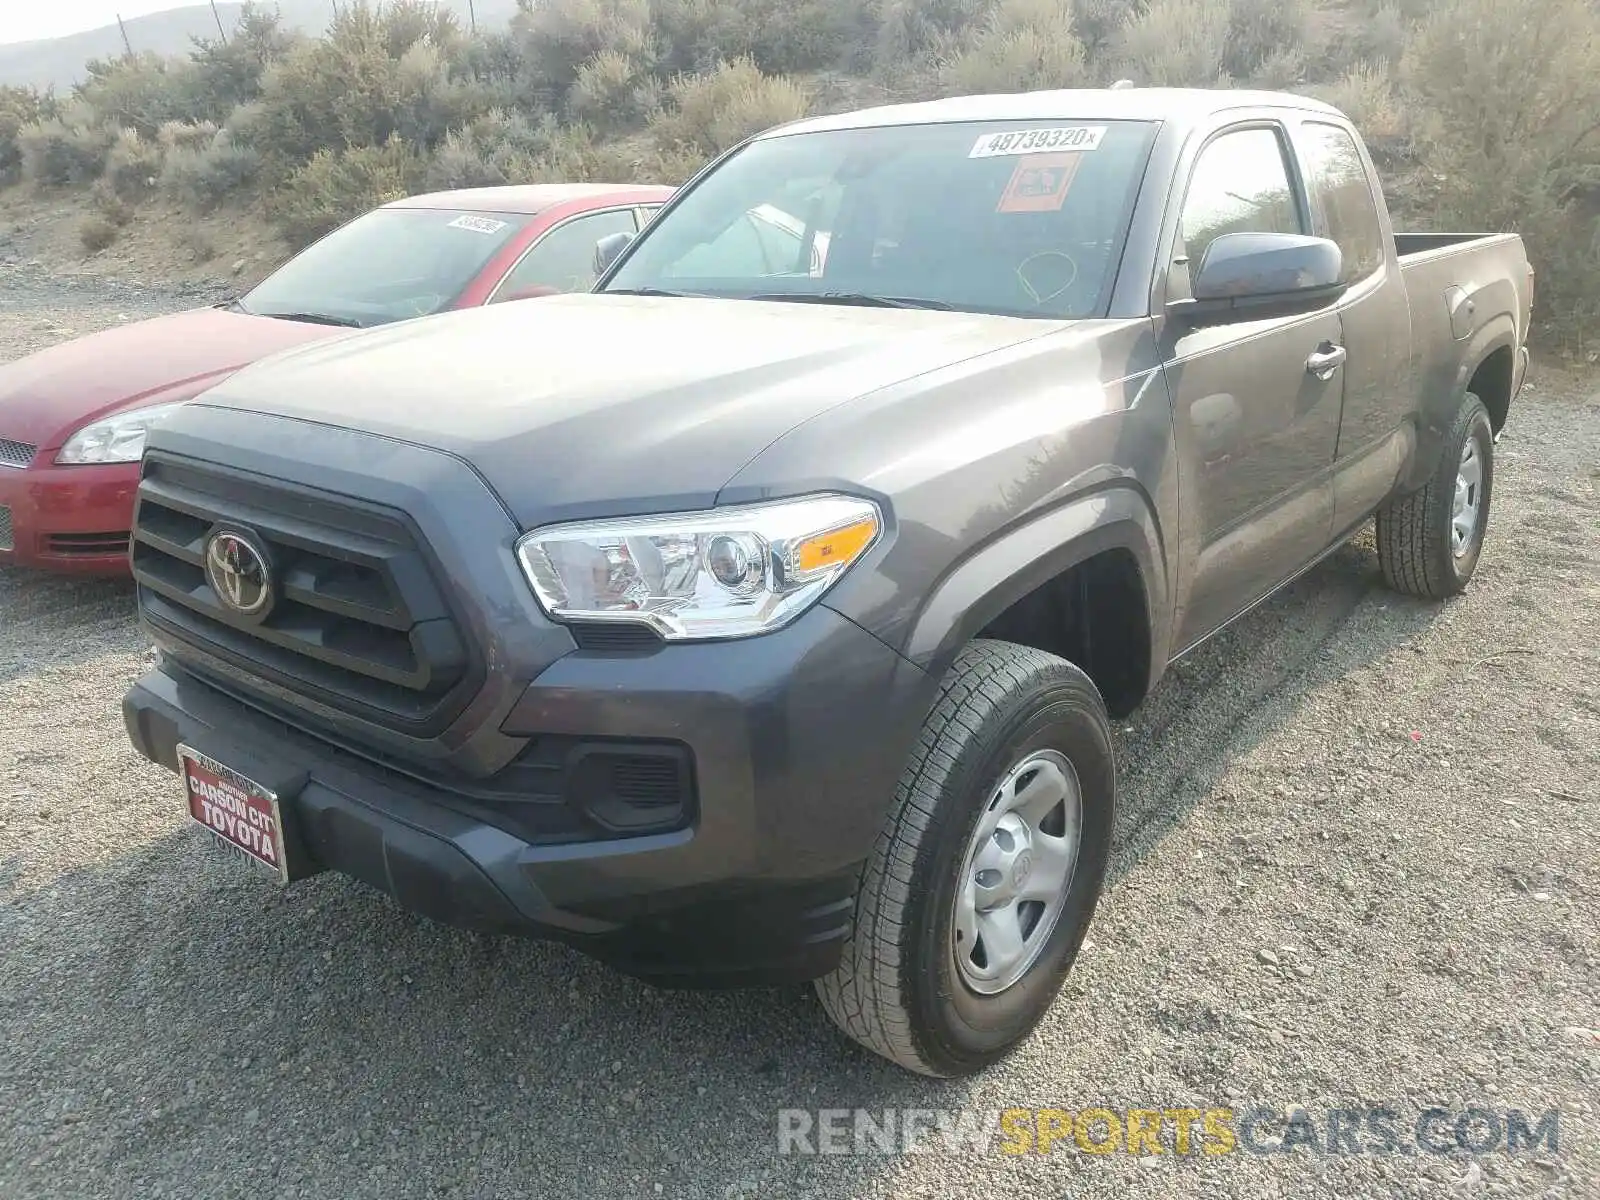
left=122, top=87, right=1532, bottom=1078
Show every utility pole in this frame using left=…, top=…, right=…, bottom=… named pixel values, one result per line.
left=467, top=0, right=477, bottom=34
left=116, top=13, right=133, bottom=57
left=210, top=0, right=228, bottom=43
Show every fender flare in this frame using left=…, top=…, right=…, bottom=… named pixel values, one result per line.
left=1407, top=316, right=1516, bottom=491
left=902, top=483, right=1171, bottom=697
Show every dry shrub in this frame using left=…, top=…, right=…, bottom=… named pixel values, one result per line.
left=90, top=179, right=135, bottom=226
left=181, top=224, right=219, bottom=263
left=79, top=213, right=119, bottom=253
left=515, top=0, right=655, bottom=98
left=1114, top=0, right=1231, bottom=85
left=1401, top=0, right=1600, bottom=344
left=940, top=0, right=1090, bottom=94
left=570, top=50, right=659, bottom=131
left=425, top=109, right=550, bottom=188
left=1321, top=1, right=1409, bottom=73
left=648, top=58, right=811, bottom=159
left=250, top=2, right=492, bottom=178
left=1069, top=0, right=1137, bottom=59
left=102, top=128, right=164, bottom=201
left=161, top=130, right=261, bottom=211
left=75, top=52, right=198, bottom=138
left=1223, top=0, right=1321, bottom=82
left=19, top=103, right=117, bottom=186
left=270, top=136, right=426, bottom=248
left=1310, top=62, right=1401, bottom=139
left=875, top=0, right=989, bottom=65
left=0, top=86, right=53, bottom=184
left=156, top=120, right=220, bottom=155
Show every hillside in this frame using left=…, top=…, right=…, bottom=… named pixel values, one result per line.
left=1, top=0, right=1596, bottom=346
left=0, top=0, right=520, bottom=92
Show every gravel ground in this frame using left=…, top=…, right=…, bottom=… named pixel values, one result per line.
left=1, top=265, right=1597, bottom=1200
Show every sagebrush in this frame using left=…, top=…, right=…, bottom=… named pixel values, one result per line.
left=5, top=0, right=1598, bottom=344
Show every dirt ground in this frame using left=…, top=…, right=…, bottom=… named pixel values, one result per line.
left=0, top=259, right=1596, bottom=1200
left=0, top=186, right=287, bottom=293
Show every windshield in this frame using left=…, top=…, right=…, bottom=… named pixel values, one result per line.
left=241, top=208, right=528, bottom=327
left=603, top=119, right=1158, bottom=319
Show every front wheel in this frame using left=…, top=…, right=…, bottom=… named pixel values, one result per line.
left=814, top=639, right=1115, bottom=1077
left=1375, top=392, right=1495, bottom=598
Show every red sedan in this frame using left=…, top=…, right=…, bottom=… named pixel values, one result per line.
left=0, top=182, right=674, bottom=575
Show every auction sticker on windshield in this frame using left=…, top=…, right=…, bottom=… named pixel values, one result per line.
left=997, top=152, right=1086, bottom=213
left=178, top=744, right=289, bottom=883
left=447, top=214, right=509, bottom=235
left=969, top=126, right=1106, bottom=158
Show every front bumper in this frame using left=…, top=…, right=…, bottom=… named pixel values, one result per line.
left=124, top=605, right=929, bottom=987
left=0, top=459, right=138, bottom=574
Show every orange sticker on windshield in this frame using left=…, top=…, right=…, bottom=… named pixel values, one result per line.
left=996, top=152, right=1084, bottom=213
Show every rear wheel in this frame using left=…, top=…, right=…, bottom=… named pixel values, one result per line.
left=1376, top=392, right=1495, bottom=599
left=814, top=639, right=1115, bottom=1077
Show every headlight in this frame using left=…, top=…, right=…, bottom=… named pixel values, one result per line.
left=55, top=402, right=186, bottom=465
left=516, top=495, right=882, bottom=641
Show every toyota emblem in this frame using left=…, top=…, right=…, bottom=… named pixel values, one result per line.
left=204, top=529, right=274, bottom=619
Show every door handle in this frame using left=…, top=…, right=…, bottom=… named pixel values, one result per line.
left=1306, top=343, right=1347, bottom=380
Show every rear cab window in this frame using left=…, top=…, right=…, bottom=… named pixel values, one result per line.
left=1295, top=121, right=1386, bottom=284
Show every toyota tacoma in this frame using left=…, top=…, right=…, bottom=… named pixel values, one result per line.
left=121, top=88, right=1532, bottom=1078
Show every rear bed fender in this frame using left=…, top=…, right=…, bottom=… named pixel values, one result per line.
left=901, top=485, right=1171, bottom=699
left=1405, top=315, right=1517, bottom=492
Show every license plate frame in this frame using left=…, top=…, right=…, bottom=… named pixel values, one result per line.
left=178, top=743, right=291, bottom=884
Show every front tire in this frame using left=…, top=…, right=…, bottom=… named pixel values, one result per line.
left=1376, top=392, right=1495, bottom=598
left=814, top=639, right=1115, bottom=1077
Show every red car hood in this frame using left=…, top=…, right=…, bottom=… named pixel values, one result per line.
left=0, top=306, right=339, bottom=452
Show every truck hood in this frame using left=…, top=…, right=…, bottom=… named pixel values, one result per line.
left=195, top=293, right=1064, bottom=527
left=0, top=306, right=337, bottom=451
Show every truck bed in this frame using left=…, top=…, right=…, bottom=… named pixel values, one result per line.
left=1392, top=230, right=1532, bottom=442
left=1394, top=231, right=1512, bottom=261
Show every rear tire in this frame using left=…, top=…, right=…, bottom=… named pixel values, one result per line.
left=1376, top=392, right=1495, bottom=599
left=814, top=639, right=1115, bottom=1078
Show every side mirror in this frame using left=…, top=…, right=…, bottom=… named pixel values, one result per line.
left=1171, top=232, right=1346, bottom=325
left=594, top=230, right=634, bottom=277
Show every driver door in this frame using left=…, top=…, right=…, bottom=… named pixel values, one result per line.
left=1163, top=123, right=1344, bottom=651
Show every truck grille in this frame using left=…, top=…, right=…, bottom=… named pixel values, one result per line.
left=0, top=438, right=35, bottom=469
left=130, top=453, right=478, bottom=735
left=0, top=505, right=12, bottom=552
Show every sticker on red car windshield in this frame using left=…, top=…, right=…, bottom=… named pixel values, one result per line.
left=447, top=214, right=509, bottom=234
left=996, top=152, right=1085, bottom=213
left=969, top=126, right=1106, bottom=158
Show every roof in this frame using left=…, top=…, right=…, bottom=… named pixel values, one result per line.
left=386, top=182, right=677, bottom=215
left=768, top=87, right=1343, bottom=139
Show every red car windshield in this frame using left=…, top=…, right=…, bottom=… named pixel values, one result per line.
left=240, top=208, right=529, bottom=328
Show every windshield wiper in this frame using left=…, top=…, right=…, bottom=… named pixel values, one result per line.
left=602, top=287, right=706, bottom=299
left=747, top=292, right=959, bottom=311
left=255, top=310, right=365, bottom=328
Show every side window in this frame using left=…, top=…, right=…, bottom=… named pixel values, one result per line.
left=1178, top=127, right=1303, bottom=280
left=1298, top=122, right=1384, bottom=284
left=494, top=209, right=637, bottom=300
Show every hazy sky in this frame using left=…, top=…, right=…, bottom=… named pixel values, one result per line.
left=0, top=0, right=193, bottom=45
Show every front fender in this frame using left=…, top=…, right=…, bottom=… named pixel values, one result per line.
left=900, top=483, right=1171, bottom=696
